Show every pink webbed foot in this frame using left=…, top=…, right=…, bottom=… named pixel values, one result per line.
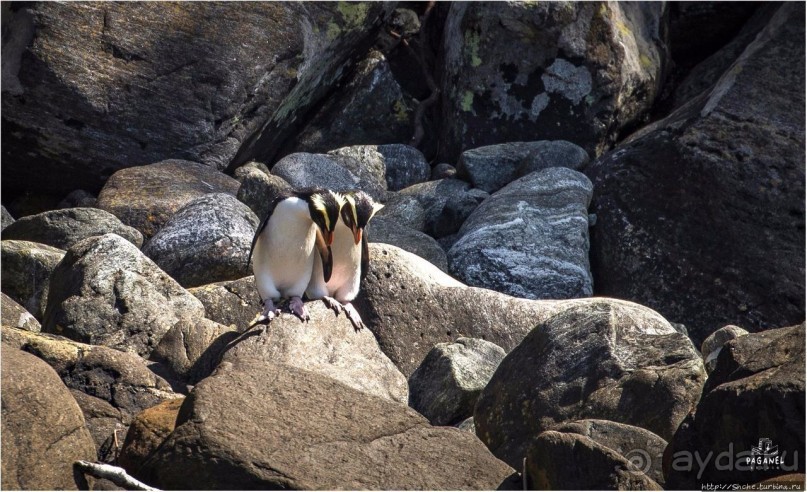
left=343, top=302, right=365, bottom=332
left=289, top=296, right=310, bottom=322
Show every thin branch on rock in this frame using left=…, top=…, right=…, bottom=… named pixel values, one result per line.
left=75, top=461, right=160, bottom=491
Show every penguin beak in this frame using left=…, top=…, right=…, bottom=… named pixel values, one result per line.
left=324, top=230, right=334, bottom=246
left=353, top=227, right=362, bottom=245
left=315, top=231, right=334, bottom=283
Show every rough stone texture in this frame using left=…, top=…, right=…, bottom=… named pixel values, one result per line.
left=2, top=2, right=393, bottom=197
left=188, top=276, right=261, bottom=330
left=474, top=301, right=706, bottom=469
left=1, top=345, right=96, bottom=490
left=233, top=160, right=271, bottom=182
left=235, top=168, right=292, bottom=220
left=1, top=292, right=41, bottom=332
left=588, top=3, right=805, bottom=346
left=57, top=189, right=97, bottom=209
left=271, top=152, right=360, bottom=192
left=367, top=216, right=448, bottom=272
left=448, top=167, right=594, bottom=300
left=457, top=417, right=476, bottom=434
left=3, top=327, right=179, bottom=419
left=432, top=163, right=457, bottom=180
left=395, top=178, right=489, bottom=238
left=354, top=243, right=677, bottom=377
left=220, top=302, right=409, bottom=404
left=286, top=51, right=416, bottom=155
left=525, top=431, right=662, bottom=490
left=701, top=324, right=749, bottom=373
left=549, top=419, right=668, bottom=487
left=408, top=337, right=505, bottom=425
left=97, top=160, right=240, bottom=239
left=138, top=359, right=513, bottom=490
left=457, top=140, right=589, bottom=193
left=69, top=389, right=126, bottom=463
left=440, top=2, right=668, bottom=162
left=376, top=193, right=427, bottom=232
left=376, top=144, right=431, bottom=191
left=2, top=207, right=143, bottom=249
left=1, top=239, right=64, bottom=320
left=142, top=193, right=258, bottom=288
left=327, top=146, right=389, bottom=199
left=671, top=4, right=774, bottom=108
left=118, top=398, right=184, bottom=478
left=1, top=204, right=14, bottom=230
left=43, top=233, right=206, bottom=357
left=149, top=317, right=240, bottom=385
left=665, top=323, right=806, bottom=488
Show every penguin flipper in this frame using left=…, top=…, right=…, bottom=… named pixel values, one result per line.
left=360, top=231, right=370, bottom=282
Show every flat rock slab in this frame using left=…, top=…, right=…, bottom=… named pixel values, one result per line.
left=1, top=292, right=41, bottom=332
left=138, top=359, right=513, bottom=490
left=1, top=207, right=143, bottom=250
left=97, top=160, right=240, bottom=239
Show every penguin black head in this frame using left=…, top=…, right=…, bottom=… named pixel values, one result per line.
left=298, top=189, right=343, bottom=246
left=342, top=191, right=384, bottom=245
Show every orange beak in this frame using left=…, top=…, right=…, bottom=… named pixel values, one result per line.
left=353, top=227, right=362, bottom=245
left=324, top=230, right=334, bottom=246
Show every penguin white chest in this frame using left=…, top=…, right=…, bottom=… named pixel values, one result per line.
left=252, top=198, right=317, bottom=299
left=326, top=219, right=363, bottom=301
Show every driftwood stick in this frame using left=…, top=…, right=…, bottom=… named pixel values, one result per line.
left=74, top=461, right=160, bottom=491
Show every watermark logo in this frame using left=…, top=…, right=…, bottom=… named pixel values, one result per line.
left=748, top=438, right=782, bottom=469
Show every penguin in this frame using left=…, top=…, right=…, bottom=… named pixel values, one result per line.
left=306, top=190, right=383, bottom=330
left=248, top=188, right=344, bottom=325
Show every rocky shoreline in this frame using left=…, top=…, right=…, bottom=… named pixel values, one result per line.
left=2, top=2, right=804, bottom=490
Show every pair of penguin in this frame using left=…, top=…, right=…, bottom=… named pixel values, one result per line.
left=248, top=189, right=383, bottom=331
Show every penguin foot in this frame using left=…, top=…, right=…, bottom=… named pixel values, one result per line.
left=248, top=299, right=280, bottom=328
left=343, top=303, right=365, bottom=332
left=289, top=296, right=310, bottom=322
left=322, top=296, right=343, bottom=315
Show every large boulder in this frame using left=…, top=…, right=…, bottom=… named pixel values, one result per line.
left=286, top=51, right=417, bottom=155
left=1, top=239, right=64, bottom=320
left=355, top=243, right=677, bottom=378
left=142, top=193, right=259, bottom=288
left=439, top=2, right=668, bottom=161
left=96, top=159, right=240, bottom=239
left=43, top=233, right=206, bottom=357
left=543, top=419, right=668, bottom=487
left=1, top=345, right=96, bottom=490
left=665, top=323, right=806, bottom=488
left=587, top=3, right=805, bottom=346
left=408, top=337, right=505, bottom=426
left=138, top=359, right=513, bottom=489
left=271, top=152, right=360, bottom=192
left=701, top=324, right=749, bottom=373
left=456, top=140, right=589, bottom=193
left=2, top=2, right=393, bottom=196
left=448, top=167, right=594, bottom=300
left=474, top=300, right=706, bottom=469
left=1, top=207, right=143, bottom=249
left=525, top=430, right=662, bottom=490
left=392, top=178, right=489, bottom=238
